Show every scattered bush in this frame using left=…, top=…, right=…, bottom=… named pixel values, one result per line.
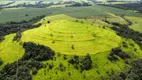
left=0, top=58, right=3, bottom=66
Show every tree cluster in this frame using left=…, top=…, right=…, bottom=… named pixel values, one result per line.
left=103, top=16, right=142, bottom=49
left=108, top=48, right=130, bottom=61
left=68, top=54, right=92, bottom=72
left=0, top=58, right=3, bottom=66
left=127, top=59, right=142, bottom=80
left=0, top=15, right=45, bottom=42
left=22, top=42, right=55, bottom=61
left=0, top=42, right=55, bottom=80
left=99, top=3, right=142, bottom=14
left=112, top=25, right=142, bottom=49
left=65, top=2, right=92, bottom=7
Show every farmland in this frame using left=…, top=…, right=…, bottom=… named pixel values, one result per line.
left=0, top=0, right=142, bottom=80
left=0, top=4, right=142, bottom=23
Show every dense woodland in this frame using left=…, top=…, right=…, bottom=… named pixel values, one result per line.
left=65, top=2, right=92, bottom=7
left=0, top=15, right=46, bottom=42
left=108, top=47, right=130, bottom=62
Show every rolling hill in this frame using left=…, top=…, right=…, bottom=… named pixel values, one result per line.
left=0, top=14, right=141, bottom=80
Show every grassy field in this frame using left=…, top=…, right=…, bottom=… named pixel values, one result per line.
left=0, top=34, right=24, bottom=70
left=21, top=15, right=121, bottom=55
left=32, top=38, right=142, bottom=80
left=0, top=2, right=142, bottom=79
left=20, top=14, right=142, bottom=80
left=125, top=16, right=142, bottom=32
left=0, top=5, right=142, bottom=23
left=0, top=13, right=141, bottom=79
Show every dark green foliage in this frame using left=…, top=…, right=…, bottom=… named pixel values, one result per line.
left=47, top=21, right=50, bottom=24
left=22, top=42, right=55, bottom=61
left=122, top=42, right=128, bottom=48
left=68, top=72, right=71, bottom=76
left=108, top=53, right=118, bottom=61
left=80, top=54, right=92, bottom=71
left=48, top=64, right=53, bottom=70
left=63, top=55, right=67, bottom=60
left=32, top=68, right=38, bottom=75
left=71, top=44, right=75, bottom=50
left=119, top=72, right=127, bottom=80
left=0, top=15, right=45, bottom=42
left=99, top=3, right=142, bottom=14
left=112, top=26, right=142, bottom=49
left=65, top=2, right=92, bottom=7
left=13, top=31, right=22, bottom=41
left=108, top=48, right=130, bottom=61
left=59, top=62, right=66, bottom=72
left=127, top=59, right=142, bottom=80
left=103, top=16, right=142, bottom=49
left=0, top=42, right=55, bottom=80
left=68, top=54, right=92, bottom=72
left=68, top=55, right=79, bottom=65
left=0, top=58, right=3, bottom=66
left=25, top=14, right=29, bottom=16
left=0, top=60, right=42, bottom=80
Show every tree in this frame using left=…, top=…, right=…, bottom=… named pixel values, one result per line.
left=47, top=21, right=50, bottom=24
left=80, top=54, right=92, bottom=71
left=32, top=68, right=38, bottom=75
left=25, top=14, right=29, bottom=16
left=0, top=58, right=3, bottom=66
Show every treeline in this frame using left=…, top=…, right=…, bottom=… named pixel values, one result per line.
left=127, top=59, right=142, bottom=80
left=4, top=2, right=54, bottom=8
left=65, top=2, right=92, bottom=7
left=0, top=42, right=55, bottom=80
left=112, top=25, right=142, bottom=49
left=0, top=15, right=46, bottom=42
left=0, top=58, right=3, bottom=66
left=110, top=59, right=142, bottom=80
left=68, top=54, right=92, bottom=72
left=103, top=16, right=142, bottom=49
left=108, top=47, right=130, bottom=62
left=99, top=3, right=142, bottom=13
left=0, top=1, right=15, bottom=7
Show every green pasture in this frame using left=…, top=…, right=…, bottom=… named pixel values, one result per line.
left=125, top=16, right=142, bottom=32
left=21, top=15, right=121, bottom=55
left=0, top=5, right=142, bottom=23
left=0, top=34, right=24, bottom=70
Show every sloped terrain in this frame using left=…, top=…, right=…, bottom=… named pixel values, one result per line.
left=21, top=15, right=121, bottom=55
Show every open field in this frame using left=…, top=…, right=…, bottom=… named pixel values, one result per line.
left=0, top=34, right=24, bottom=70
left=0, top=5, right=142, bottom=23
left=20, top=14, right=142, bottom=80
left=32, top=38, right=142, bottom=80
left=125, top=16, right=142, bottom=32
left=21, top=15, right=121, bottom=55
left=0, top=1, right=142, bottom=80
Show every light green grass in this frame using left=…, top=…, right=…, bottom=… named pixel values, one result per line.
left=0, top=5, right=142, bottom=23
left=0, top=34, right=24, bottom=70
left=125, top=16, right=142, bottom=32
left=21, top=15, right=121, bottom=55
left=33, top=38, right=142, bottom=80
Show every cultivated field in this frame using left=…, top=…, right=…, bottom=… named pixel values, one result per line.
left=21, top=15, right=121, bottom=55
left=0, top=5, right=142, bottom=23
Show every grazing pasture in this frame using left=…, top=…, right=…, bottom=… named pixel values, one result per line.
left=0, top=5, right=142, bottom=23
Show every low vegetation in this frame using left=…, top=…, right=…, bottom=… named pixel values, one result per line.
left=0, top=42, right=55, bottom=80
